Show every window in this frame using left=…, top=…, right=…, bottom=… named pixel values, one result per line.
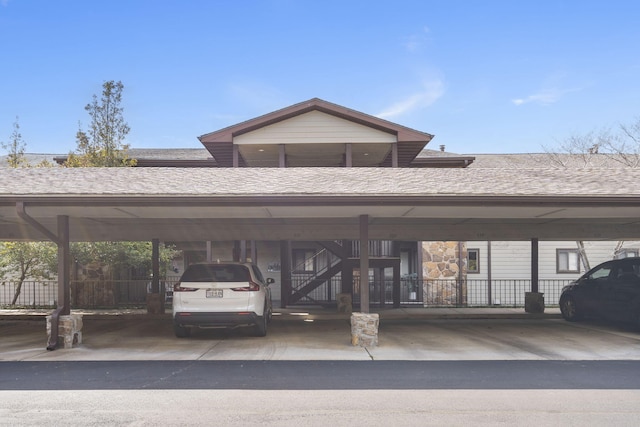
left=557, top=249, right=580, bottom=273
left=588, top=263, right=612, bottom=280
left=467, top=249, right=480, bottom=273
left=293, top=249, right=315, bottom=273
left=616, top=249, right=639, bottom=259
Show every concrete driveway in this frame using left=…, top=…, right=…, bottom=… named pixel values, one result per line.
left=1, top=307, right=640, bottom=361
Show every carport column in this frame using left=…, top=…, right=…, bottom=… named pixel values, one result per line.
left=47, top=215, right=83, bottom=350
left=351, top=214, right=379, bottom=347
left=280, top=240, right=292, bottom=308
left=525, top=237, right=545, bottom=313
left=58, top=215, right=71, bottom=316
left=359, top=214, right=369, bottom=313
left=146, top=238, right=164, bottom=314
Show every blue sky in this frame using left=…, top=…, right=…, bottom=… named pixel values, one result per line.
left=1, top=0, right=639, bottom=155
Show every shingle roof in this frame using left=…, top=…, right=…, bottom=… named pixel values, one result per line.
left=466, top=153, right=634, bottom=168
left=0, top=167, right=638, bottom=198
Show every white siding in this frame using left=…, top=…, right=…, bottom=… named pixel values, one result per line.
left=484, top=241, right=532, bottom=279
left=234, top=110, right=397, bottom=145
left=467, top=240, right=640, bottom=281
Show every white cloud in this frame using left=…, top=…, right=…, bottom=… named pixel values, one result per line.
left=377, top=79, right=444, bottom=119
left=512, top=86, right=582, bottom=106
left=403, top=26, right=431, bottom=52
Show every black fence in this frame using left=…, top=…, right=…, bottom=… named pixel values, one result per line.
left=290, top=277, right=571, bottom=308
left=0, top=279, right=178, bottom=309
left=1, top=277, right=571, bottom=309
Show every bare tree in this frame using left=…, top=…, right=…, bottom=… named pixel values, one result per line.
left=543, top=116, right=640, bottom=265
left=604, top=116, right=640, bottom=167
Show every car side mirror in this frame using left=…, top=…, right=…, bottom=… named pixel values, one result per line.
left=266, top=278, right=275, bottom=285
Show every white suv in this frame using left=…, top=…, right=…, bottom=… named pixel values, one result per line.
left=172, top=262, right=274, bottom=338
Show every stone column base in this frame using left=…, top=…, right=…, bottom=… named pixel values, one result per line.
left=350, top=312, right=379, bottom=347
left=146, top=292, right=164, bottom=314
left=337, top=293, right=352, bottom=314
left=525, top=292, right=545, bottom=313
left=46, top=314, right=83, bottom=349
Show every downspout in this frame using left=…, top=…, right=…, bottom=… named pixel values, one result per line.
left=16, top=202, right=68, bottom=350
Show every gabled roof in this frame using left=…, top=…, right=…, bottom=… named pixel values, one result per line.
left=198, top=98, right=434, bottom=167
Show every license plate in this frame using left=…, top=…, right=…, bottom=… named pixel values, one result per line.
left=206, top=289, right=223, bottom=298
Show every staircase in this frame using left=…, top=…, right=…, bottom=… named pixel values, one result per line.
left=289, top=248, right=342, bottom=305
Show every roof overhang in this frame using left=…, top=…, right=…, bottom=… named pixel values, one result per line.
left=2, top=167, right=640, bottom=242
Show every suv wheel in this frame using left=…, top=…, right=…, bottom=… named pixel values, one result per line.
left=560, top=295, right=581, bottom=322
left=254, top=305, right=268, bottom=337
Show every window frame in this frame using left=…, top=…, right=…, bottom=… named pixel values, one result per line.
left=467, top=248, right=480, bottom=274
left=556, top=249, right=581, bottom=274
left=617, top=248, right=639, bottom=259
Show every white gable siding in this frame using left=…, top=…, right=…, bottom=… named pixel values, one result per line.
left=234, top=110, right=397, bottom=145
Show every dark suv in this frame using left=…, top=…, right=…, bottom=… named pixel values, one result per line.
left=559, top=257, right=640, bottom=328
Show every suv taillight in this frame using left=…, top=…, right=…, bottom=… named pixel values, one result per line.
left=231, top=281, right=260, bottom=292
left=174, top=282, right=197, bottom=292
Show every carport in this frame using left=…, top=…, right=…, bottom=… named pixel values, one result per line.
left=2, top=166, right=640, bottom=348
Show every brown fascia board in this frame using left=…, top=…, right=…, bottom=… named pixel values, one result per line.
left=134, top=159, right=219, bottom=167
left=198, top=98, right=434, bottom=145
left=410, top=156, right=476, bottom=168
left=6, top=194, right=639, bottom=209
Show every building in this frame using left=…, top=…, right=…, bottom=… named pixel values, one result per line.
left=2, top=98, right=639, bottom=310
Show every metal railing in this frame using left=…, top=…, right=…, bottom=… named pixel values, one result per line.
left=0, top=279, right=178, bottom=309
left=290, top=277, right=570, bottom=308
left=1, top=277, right=571, bottom=309
left=0, top=280, right=58, bottom=308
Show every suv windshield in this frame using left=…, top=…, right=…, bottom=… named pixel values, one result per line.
left=180, top=264, right=250, bottom=282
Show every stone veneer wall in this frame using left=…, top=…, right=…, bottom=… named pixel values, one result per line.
left=421, top=241, right=467, bottom=306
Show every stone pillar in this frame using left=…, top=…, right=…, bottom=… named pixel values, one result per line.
left=350, top=312, right=379, bottom=347
left=46, top=314, right=83, bottom=349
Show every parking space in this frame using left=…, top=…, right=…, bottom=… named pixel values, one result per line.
left=2, top=308, right=640, bottom=362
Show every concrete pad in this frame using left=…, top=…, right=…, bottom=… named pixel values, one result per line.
left=2, top=308, right=640, bottom=362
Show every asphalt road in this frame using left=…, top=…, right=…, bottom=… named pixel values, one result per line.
left=2, top=361, right=640, bottom=426
left=3, top=313, right=640, bottom=426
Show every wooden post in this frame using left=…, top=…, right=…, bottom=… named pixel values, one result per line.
left=360, top=215, right=370, bottom=313
left=280, top=241, right=292, bottom=308
left=152, top=239, right=160, bottom=293
left=57, top=216, right=70, bottom=316
left=531, top=238, right=539, bottom=293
